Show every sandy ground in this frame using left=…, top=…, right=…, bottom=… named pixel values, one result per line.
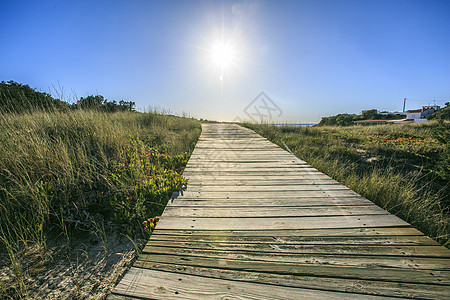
left=0, top=232, right=145, bottom=299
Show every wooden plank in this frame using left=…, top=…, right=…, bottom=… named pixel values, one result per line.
left=154, top=215, right=410, bottom=230
left=187, top=162, right=307, bottom=167
left=176, top=190, right=361, bottom=199
left=114, top=264, right=450, bottom=299
left=149, top=233, right=439, bottom=246
left=185, top=174, right=334, bottom=180
left=188, top=157, right=300, bottom=161
left=186, top=178, right=337, bottom=183
left=190, top=151, right=292, bottom=154
left=186, top=163, right=309, bottom=169
left=194, top=146, right=283, bottom=150
left=143, top=241, right=449, bottom=257
left=163, top=205, right=389, bottom=217
left=111, top=267, right=387, bottom=300
left=141, top=246, right=450, bottom=269
left=184, top=184, right=350, bottom=192
left=136, top=254, right=450, bottom=285
left=186, top=179, right=340, bottom=185
left=168, top=198, right=374, bottom=207
left=151, top=227, right=425, bottom=237
left=183, top=167, right=320, bottom=172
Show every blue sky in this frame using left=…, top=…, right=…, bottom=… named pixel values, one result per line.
left=1, top=0, right=449, bottom=122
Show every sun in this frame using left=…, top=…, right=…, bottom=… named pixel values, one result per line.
left=190, top=31, right=246, bottom=82
left=211, top=40, right=235, bottom=69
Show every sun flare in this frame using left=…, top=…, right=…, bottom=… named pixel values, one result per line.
left=211, top=40, right=235, bottom=69
left=192, top=30, right=247, bottom=83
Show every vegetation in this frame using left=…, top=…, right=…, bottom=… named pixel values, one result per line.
left=432, top=120, right=450, bottom=181
left=75, top=95, right=135, bottom=112
left=317, top=109, right=405, bottom=126
left=0, top=81, right=70, bottom=113
left=428, top=102, right=450, bottom=121
left=244, top=122, right=449, bottom=247
left=0, top=84, right=201, bottom=298
left=0, top=80, right=135, bottom=114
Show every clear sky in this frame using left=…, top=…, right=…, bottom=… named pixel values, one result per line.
left=1, top=0, right=449, bottom=122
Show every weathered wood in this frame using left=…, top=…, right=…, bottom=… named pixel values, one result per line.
left=111, top=123, right=450, bottom=300
left=163, top=205, right=389, bottom=217
left=140, top=246, right=450, bottom=270
left=186, top=180, right=341, bottom=186
left=184, top=184, right=350, bottom=192
left=155, top=215, right=410, bottom=231
left=111, top=267, right=387, bottom=300
left=183, top=167, right=322, bottom=172
left=185, top=174, right=334, bottom=180
left=151, top=227, right=425, bottom=237
left=149, top=233, right=439, bottom=246
left=143, top=241, right=449, bottom=257
left=169, top=198, right=374, bottom=207
left=135, top=254, right=450, bottom=285
left=176, top=190, right=361, bottom=199
left=121, top=263, right=450, bottom=299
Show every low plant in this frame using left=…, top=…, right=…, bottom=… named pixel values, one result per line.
left=142, top=216, right=161, bottom=236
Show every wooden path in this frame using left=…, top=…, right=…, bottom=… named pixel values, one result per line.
left=111, top=123, right=450, bottom=299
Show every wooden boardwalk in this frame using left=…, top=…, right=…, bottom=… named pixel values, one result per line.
left=110, top=123, right=450, bottom=299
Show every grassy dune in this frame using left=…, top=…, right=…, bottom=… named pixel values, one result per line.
left=245, top=122, right=449, bottom=247
left=0, top=109, right=201, bottom=297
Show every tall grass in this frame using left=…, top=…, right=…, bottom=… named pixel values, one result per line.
left=0, top=109, right=201, bottom=297
left=245, top=122, right=449, bottom=246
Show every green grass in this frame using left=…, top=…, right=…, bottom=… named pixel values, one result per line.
left=0, top=109, right=201, bottom=298
left=244, top=122, right=449, bottom=247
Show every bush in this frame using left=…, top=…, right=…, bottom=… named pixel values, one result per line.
left=317, top=109, right=406, bottom=126
left=0, top=80, right=70, bottom=113
left=0, top=80, right=136, bottom=114
left=76, top=95, right=136, bottom=112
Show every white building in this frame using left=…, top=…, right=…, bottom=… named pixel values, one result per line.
left=404, top=105, right=440, bottom=123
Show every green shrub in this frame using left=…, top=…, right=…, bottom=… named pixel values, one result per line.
left=0, top=80, right=136, bottom=114
left=317, top=109, right=406, bottom=126
left=0, top=80, right=70, bottom=113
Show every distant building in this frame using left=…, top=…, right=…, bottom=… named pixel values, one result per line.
left=354, top=106, right=441, bottom=125
left=404, top=105, right=440, bottom=123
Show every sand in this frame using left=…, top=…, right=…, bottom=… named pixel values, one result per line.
left=0, top=232, right=145, bottom=299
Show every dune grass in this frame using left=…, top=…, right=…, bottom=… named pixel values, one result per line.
left=244, top=122, right=449, bottom=247
left=0, top=109, right=201, bottom=297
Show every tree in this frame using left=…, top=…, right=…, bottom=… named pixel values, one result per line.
left=0, top=80, right=70, bottom=113
left=75, top=95, right=135, bottom=112
left=361, top=109, right=378, bottom=120
left=76, top=95, right=106, bottom=109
